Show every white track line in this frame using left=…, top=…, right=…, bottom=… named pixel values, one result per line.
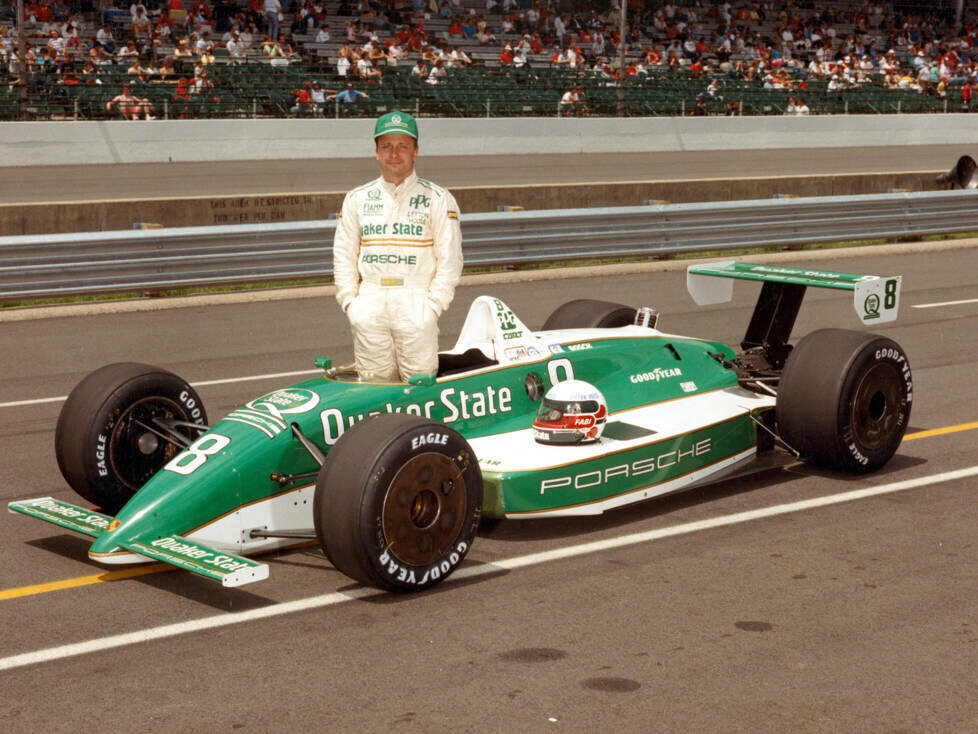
left=0, top=370, right=321, bottom=409
left=2, top=465, right=976, bottom=673
left=912, top=297, right=978, bottom=309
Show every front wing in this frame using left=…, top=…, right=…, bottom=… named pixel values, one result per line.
left=9, top=497, right=268, bottom=587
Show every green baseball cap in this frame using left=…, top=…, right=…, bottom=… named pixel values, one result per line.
left=374, top=110, right=418, bottom=141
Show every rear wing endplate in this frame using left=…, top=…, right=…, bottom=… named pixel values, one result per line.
left=687, top=261, right=902, bottom=369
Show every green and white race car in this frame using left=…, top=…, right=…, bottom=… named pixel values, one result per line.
left=10, top=262, right=912, bottom=592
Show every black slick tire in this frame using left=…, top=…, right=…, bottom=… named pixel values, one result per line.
left=541, top=299, right=636, bottom=330
left=777, top=329, right=912, bottom=473
left=55, top=363, right=207, bottom=514
left=314, top=414, right=482, bottom=592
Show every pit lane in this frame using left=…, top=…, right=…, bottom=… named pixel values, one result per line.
left=1, top=244, right=976, bottom=731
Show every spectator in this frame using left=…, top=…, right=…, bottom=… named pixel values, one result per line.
left=81, top=59, right=103, bottom=84
left=171, top=76, right=192, bottom=117
left=264, top=0, right=281, bottom=42
left=227, top=31, right=245, bottom=61
left=154, top=15, right=173, bottom=44
left=63, top=22, right=82, bottom=51
left=512, top=44, right=530, bottom=69
left=262, top=34, right=283, bottom=56
left=240, top=24, right=255, bottom=49
left=159, top=56, right=177, bottom=81
left=447, top=45, right=470, bottom=67
left=328, top=81, right=370, bottom=105
left=388, top=41, right=406, bottom=66
left=499, top=41, right=514, bottom=66
left=117, top=40, right=139, bottom=60
left=47, top=30, right=66, bottom=56
left=691, top=92, right=708, bottom=115
left=365, top=41, right=387, bottom=66
left=357, top=53, right=382, bottom=79
left=96, top=26, right=116, bottom=55
left=290, top=82, right=314, bottom=116
left=58, top=58, right=79, bottom=84
left=132, top=7, right=152, bottom=37
left=130, top=0, right=148, bottom=22
left=309, top=79, right=333, bottom=115
left=426, top=58, right=446, bottom=84
left=106, top=83, right=154, bottom=120
left=559, top=84, right=587, bottom=116
left=174, top=39, right=194, bottom=58
left=191, top=69, right=214, bottom=96
left=279, top=35, right=296, bottom=58
left=196, top=31, right=213, bottom=55
left=478, top=24, right=495, bottom=45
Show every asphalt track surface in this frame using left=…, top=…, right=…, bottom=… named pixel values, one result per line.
left=1, top=142, right=969, bottom=202
left=1, top=243, right=977, bottom=732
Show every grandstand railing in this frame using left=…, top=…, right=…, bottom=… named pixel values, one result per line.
left=2, top=61, right=972, bottom=121
left=1, top=188, right=973, bottom=300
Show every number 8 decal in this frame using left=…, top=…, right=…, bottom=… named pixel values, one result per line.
left=884, top=278, right=898, bottom=310
left=165, top=433, right=231, bottom=476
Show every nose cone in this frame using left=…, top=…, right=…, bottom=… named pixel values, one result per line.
left=87, top=436, right=249, bottom=560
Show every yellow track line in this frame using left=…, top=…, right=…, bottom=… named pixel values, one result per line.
left=2, top=424, right=975, bottom=602
left=903, top=421, right=978, bottom=441
left=0, top=564, right=173, bottom=601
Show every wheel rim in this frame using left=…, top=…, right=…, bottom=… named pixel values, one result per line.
left=381, top=452, right=466, bottom=566
left=108, top=396, right=188, bottom=490
left=849, top=362, right=903, bottom=450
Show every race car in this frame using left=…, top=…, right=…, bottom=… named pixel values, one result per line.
left=10, top=262, right=912, bottom=592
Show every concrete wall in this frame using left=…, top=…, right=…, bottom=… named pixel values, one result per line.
left=0, top=171, right=937, bottom=235
left=4, top=114, right=978, bottom=166
left=0, top=114, right=958, bottom=234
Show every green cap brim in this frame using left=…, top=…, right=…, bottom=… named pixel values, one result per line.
left=374, top=110, right=419, bottom=140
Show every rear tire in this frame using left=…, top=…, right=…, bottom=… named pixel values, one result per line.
left=55, top=363, right=207, bottom=514
left=541, top=299, right=636, bottom=330
left=314, top=414, right=482, bottom=592
left=777, top=329, right=912, bottom=473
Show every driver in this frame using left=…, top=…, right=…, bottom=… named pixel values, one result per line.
left=333, top=111, right=463, bottom=382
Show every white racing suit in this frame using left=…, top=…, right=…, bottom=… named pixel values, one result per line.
left=333, top=171, right=463, bottom=382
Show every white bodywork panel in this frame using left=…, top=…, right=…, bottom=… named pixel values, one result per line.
left=92, top=485, right=317, bottom=564
left=471, top=386, right=777, bottom=517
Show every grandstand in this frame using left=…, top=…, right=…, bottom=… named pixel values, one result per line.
left=0, top=0, right=974, bottom=120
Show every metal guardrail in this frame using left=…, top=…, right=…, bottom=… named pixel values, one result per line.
left=1, top=189, right=975, bottom=300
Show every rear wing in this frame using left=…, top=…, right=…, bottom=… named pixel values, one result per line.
left=687, top=261, right=902, bottom=368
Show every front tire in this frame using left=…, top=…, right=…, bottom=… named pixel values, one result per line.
left=55, top=363, right=208, bottom=514
left=314, top=414, right=483, bottom=592
left=777, top=329, right=912, bottom=473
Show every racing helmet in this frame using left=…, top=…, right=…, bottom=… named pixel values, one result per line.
left=532, top=379, right=608, bottom=445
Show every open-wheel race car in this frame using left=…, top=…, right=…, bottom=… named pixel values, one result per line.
left=10, top=262, right=913, bottom=592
